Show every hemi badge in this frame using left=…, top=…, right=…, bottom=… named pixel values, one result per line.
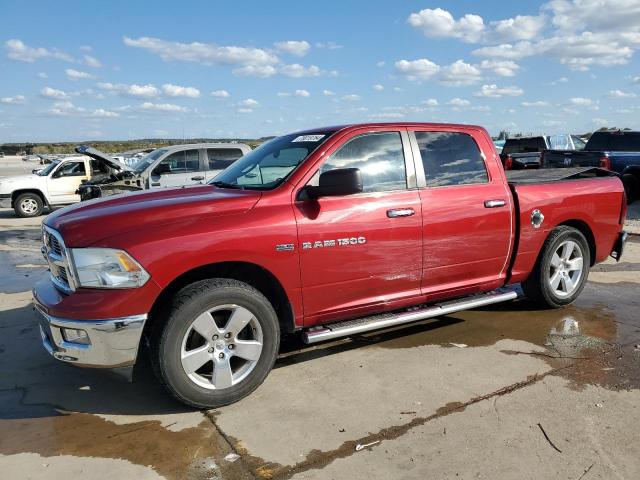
left=276, top=243, right=295, bottom=252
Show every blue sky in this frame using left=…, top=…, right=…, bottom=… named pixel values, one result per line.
left=1, top=0, right=639, bottom=142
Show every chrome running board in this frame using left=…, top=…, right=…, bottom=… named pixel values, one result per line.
left=302, top=289, right=519, bottom=344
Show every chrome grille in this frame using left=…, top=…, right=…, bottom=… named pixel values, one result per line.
left=42, top=226, right=74, bottom=293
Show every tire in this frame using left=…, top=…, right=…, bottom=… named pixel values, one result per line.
left=622, top=174, right=639, bottom=204
left=14, top=192, right=44, bottom=217
left=152, top=279, right=280, bottom=409
left=522, top=226, right=590, bottom=308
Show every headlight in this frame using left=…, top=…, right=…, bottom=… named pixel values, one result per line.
left=69, top=248, right=150, bottom=289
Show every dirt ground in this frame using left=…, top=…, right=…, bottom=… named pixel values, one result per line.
left=1, top=156, right=639, bottom=479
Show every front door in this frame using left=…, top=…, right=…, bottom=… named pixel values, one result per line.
left=47, top=160, right=88, bottom=204
left=151, top=149, right=204, bottom=188
left=409, top=129, right=512, bottom=296
left=295, top=130, right=423, bottom=325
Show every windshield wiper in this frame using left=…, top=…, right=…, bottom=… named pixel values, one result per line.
left=211, top=180, right=244, bottom=190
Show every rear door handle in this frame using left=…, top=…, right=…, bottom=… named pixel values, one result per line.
left=191, top=176, right=205, bottom=181
left=484, top=199, right=506, bottom=208
left=387, top=208, right=415, bottom=218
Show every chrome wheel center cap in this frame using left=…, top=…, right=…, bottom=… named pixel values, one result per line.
left=215, top=340, right=226, bottom=350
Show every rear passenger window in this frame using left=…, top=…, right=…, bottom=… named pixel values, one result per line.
left=207, top=148, right=244, bottom=170
left=160, top=149, right=200, bottom=174
left=414, top=132, right=488, bottom=187
left=320, top=132, right=407, bottom=192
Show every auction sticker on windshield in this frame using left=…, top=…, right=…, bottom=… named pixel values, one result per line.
left=292, top=135, right=325, bottom=142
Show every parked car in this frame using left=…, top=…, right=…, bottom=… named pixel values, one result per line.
left=0, top=154, right=129, bottom=217
left=542, top=130, right=640, bottom=203
left=0, top=152, right=5, bottom=158
left=77, top=143, right=251, bottom=200
left=34, top=122, right=627, bottom=408
left=500, top=134, right=585, bottom=170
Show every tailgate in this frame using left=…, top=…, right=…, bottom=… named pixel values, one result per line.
left=542, top=150, right=601, bottom=168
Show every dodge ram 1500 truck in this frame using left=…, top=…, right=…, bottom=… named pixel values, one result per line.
left=33, top=123, right=628, bottom=408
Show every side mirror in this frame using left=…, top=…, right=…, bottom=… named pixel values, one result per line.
left=307, top=168, right=363, bottom=199
left=153, top=163, right=172, bottom=175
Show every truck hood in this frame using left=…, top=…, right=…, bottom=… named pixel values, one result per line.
left=75, top=145, right=134, bottom=172
left=45, top=185, right=262, bottom=247
left=0, top=174, right=44, bottom=193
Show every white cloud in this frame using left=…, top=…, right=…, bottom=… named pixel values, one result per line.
left=5, top=39, right=74, bottom=63
left=569, top=97, right=593, bottom=106
left=294, top=89, right=310, bottom=97
left=607, top=89, right=637, bottom=98
left=97, top=82, right=160, bottom=98
left=394, top=59, right=440, bottom=82
left=162, top=83, right=200, bottom=98
left=422, top=98, right=439, bottom=106
left=521, top=101, right=550, bottom=107
left=0, top=95, right=25, bottom=105
left=376, top=61, right=386, bottom=67
left=46, top=100, right=119, bottom=118
left=83, top=54, right=103, bottom=68
left=448, top=98, right=471, bottom=107
left=124, top=36, right=279, bottom=67
left=274, top=40, right=310, bottom=57
left=279, top=64, right=323, bottom=77
left=370, top=112, right=406, bottom=119
left=438, top=60, right=483, bottom=86
left=373, top=84, right=384, bottom=91
left=65, top=68, right=94, bottom=80
left=479, top=59, right=520, bottom=77
left=90, top=108, right=119, bottom=118
left=316, top=41, right=342, bottom=50
left=323, top=89, right=335, bottom=96
left=472, top=41, right=536, bottom=60
left=232, top=64, right=278, bottom=77
left=237, top=108, right=253, bottom=114
left=239, top=98, right=259, bottom=107
left=408, top=8, right=485, bottom=43
left=37, top=72, right=48, bottom=79
left=490, top=15, right=546, bottom=42
left=210, top=90, right=230, bottom=98
left=141, top=102, right=188, bottom=112
left=341, top=94, right=362, bottom=102
left=474, top=84, right=523, bottom=97
left=40, top=87, right=69, bottom=99
left=591, top=117, right=609, bottom=125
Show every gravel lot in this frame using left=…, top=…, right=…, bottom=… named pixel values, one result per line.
left=1, top=154, right=639, bottom=479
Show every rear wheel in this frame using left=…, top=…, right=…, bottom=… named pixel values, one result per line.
left=622, top=174, right=639, bottom=204
left=522, top=226, right=590, bottom=308
left=153, top=279, right=280, bottom=408
left=14, top=193, right=44, bottom=217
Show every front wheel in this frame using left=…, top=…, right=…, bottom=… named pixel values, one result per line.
left=14, top=193, right=44, bottom=217
left=153, top=279, right=280, bottom=409
left=522, top=226, right=590, bottom=308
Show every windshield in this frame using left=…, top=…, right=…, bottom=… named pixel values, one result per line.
left=131, top=148, right=168, bottom=173
left=37, top=160, right=60, bottom=176
left=210, top=132, right=334, bottom=190
left=571, top=135, right=586, bottom=150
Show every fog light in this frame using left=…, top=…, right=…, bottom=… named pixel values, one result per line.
left=62, top=328, right=90, bottom=345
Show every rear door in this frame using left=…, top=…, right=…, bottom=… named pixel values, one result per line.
left=295, top=129, right=423, bottom=324
left=205, top=147, right=246, bottom=181
left=46, top=159, right=89, bottom=204
left=150, top=148, right=203, bottom=188
left=409, top=128, right=512, bottom=296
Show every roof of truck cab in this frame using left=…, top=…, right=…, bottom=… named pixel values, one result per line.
left=293, top=122, right=487, bottom=135
left=157, top=143, right=251, bottom=152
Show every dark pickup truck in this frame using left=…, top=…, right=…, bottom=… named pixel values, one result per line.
left=500, top=135, right=585, bottom=170
left=542, top=130, right=640, bottom=202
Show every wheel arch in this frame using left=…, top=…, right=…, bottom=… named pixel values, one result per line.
left=11, top=188, right=48, bottom=207
left=144, top=261, right=296, bottom=343
left=557, top=219, right=596, bottom=266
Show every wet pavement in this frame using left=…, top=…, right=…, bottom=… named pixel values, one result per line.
left=1, top=205, right=639, bottom=479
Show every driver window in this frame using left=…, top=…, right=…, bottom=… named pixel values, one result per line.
left=158, top=150, right=200, bottom=174
left=310, top=132, right=407, bottom=192
left=55, top=161, right=86, bottom=177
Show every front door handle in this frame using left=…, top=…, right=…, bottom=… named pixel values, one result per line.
left=387, top=208, right=415, bottom=218
left=484, top=199, right=506, bottom=208
left=191, top=176, right=205, bottom=181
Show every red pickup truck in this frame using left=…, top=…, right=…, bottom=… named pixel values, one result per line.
left=33, top=123, right=628, bottom=408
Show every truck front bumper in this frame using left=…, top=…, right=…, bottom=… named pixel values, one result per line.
left=34, top=303, right=147, bottom=368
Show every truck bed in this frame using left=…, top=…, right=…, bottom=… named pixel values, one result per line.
left=505, top=167, right=616, bottom=185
